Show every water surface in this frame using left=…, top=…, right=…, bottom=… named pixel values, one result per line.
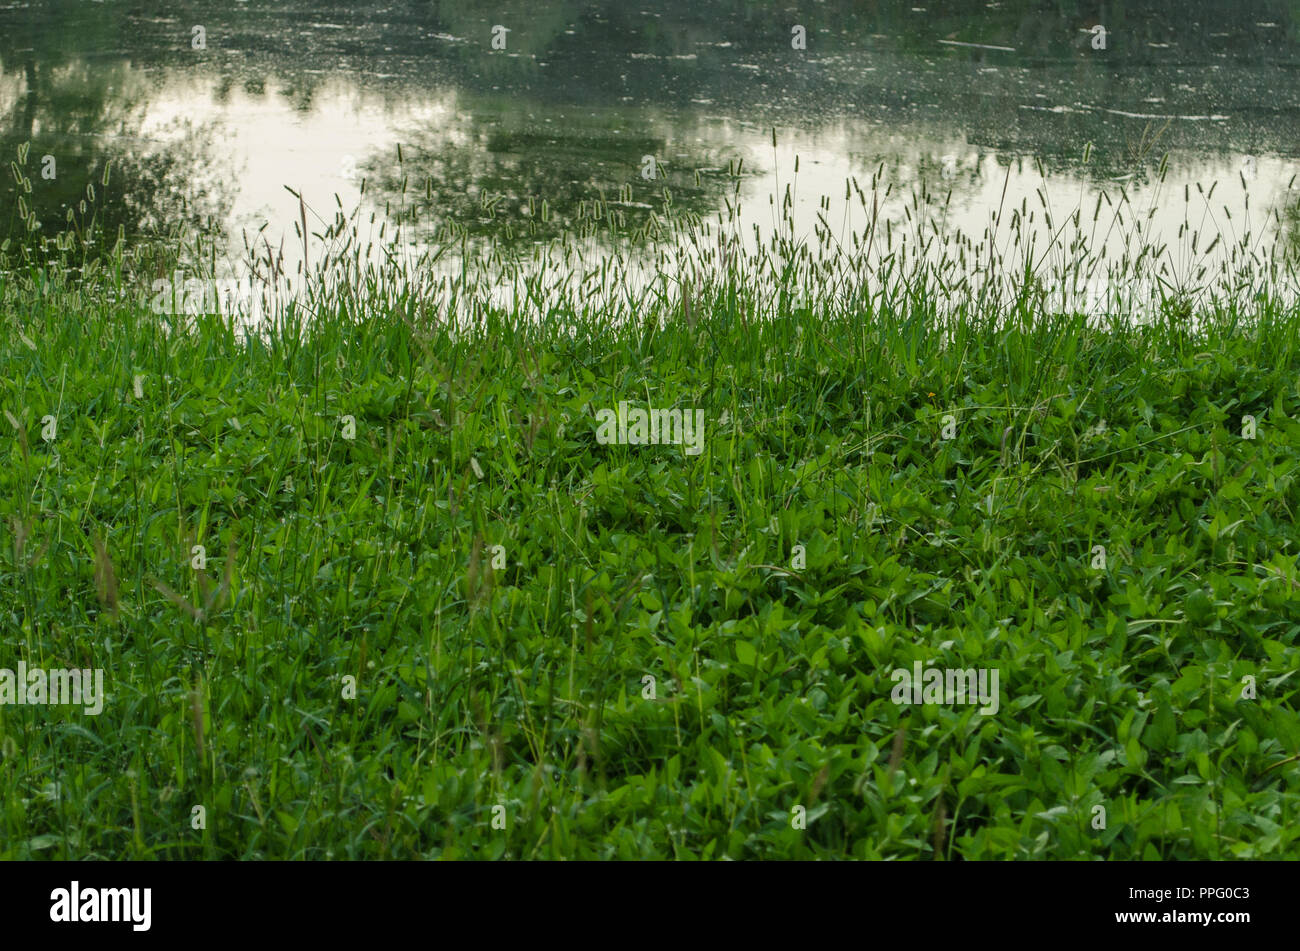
left=4, top=1, right=1300, bottom=301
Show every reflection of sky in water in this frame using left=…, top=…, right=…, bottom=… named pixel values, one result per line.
left=35, top=71, right=1289, bottom=281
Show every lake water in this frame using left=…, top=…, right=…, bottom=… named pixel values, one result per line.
left=5, top=0, right=1300, bottom=309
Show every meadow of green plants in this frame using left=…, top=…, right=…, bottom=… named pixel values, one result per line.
left=2, top=142, right=1300, bottom=859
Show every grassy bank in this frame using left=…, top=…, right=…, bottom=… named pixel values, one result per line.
left=4, top=142, right=1300, bottom=859
left=2, top=271, right=1299, bottom=859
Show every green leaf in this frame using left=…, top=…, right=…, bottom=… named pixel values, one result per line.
left=734, top=640, right=757, bottom=669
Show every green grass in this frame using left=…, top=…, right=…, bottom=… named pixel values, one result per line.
left=2, top=142, right=1300, bottom=859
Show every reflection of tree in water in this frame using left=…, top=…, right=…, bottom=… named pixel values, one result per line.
left=110, top=122, right=231, bottom=238
left=1281, top=194, right=1300, bottom=263
left=3, top=136, right=232, bottom=270
left=364, top=106, right=737, bottom=247
left=0, top=58, right=231, bottom=265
